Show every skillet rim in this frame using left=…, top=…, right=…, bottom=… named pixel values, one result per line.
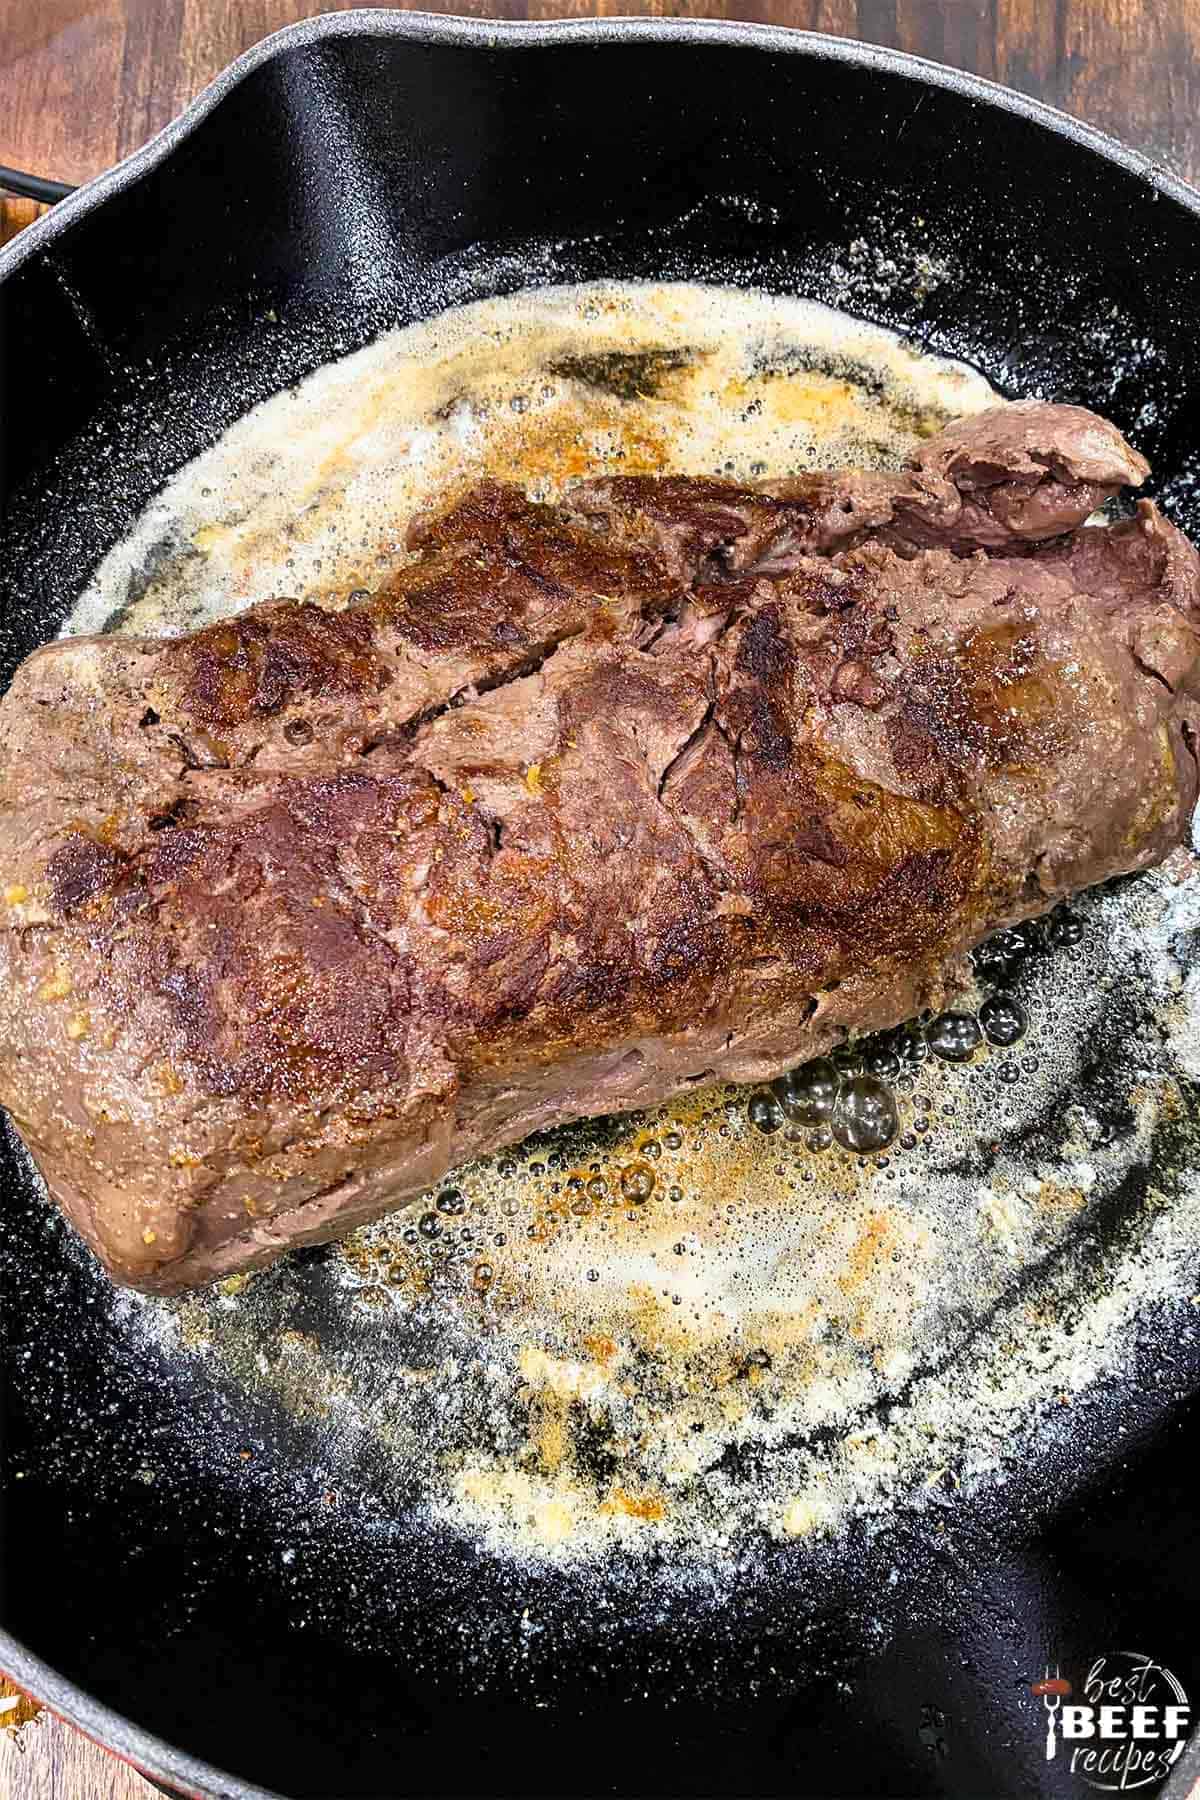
left=2, top=11, right=1200, bottom=1798
left=1, top=3, right=1200, bottom=290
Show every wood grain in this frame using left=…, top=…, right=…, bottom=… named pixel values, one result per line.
left=0, top=197, right=47, bottom=248
left=0, top=2, right=1196, bottom=1795
left=1, top=0, right=1198, bottom=188
left=1, top=1705, right=153, bottom=1799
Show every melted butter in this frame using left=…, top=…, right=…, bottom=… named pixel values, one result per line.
left=66, top=279, right=994, bottom=639
left=84, top=282, right=1199, bottom=1573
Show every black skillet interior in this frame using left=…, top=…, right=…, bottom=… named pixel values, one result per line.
left=2, top=18, right=1200, bottom=1799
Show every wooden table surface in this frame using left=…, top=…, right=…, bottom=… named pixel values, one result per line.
left=1, top=1, right=1198, bottom=1795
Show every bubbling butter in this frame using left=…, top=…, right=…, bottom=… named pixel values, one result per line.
left=67, top=279, right=994, bottom=640
left=86, top=283, right=1198, bottom=1578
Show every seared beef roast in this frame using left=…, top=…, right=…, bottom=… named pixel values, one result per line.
left=0, top=402, right=1196, bottom=1293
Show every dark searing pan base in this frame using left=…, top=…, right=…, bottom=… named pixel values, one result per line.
left=35, top=279, right=1196, bottom=1571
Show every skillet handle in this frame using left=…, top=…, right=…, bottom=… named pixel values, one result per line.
left=0, top=164, right=76, bottom=204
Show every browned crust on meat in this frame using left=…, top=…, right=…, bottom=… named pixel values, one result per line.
left=0, top=403, right=1197, bottom=1292
left=168, top=601, right=392, bottom=728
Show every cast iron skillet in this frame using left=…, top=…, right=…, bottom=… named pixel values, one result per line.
left=2, top=15, right=1200, bottom=1798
